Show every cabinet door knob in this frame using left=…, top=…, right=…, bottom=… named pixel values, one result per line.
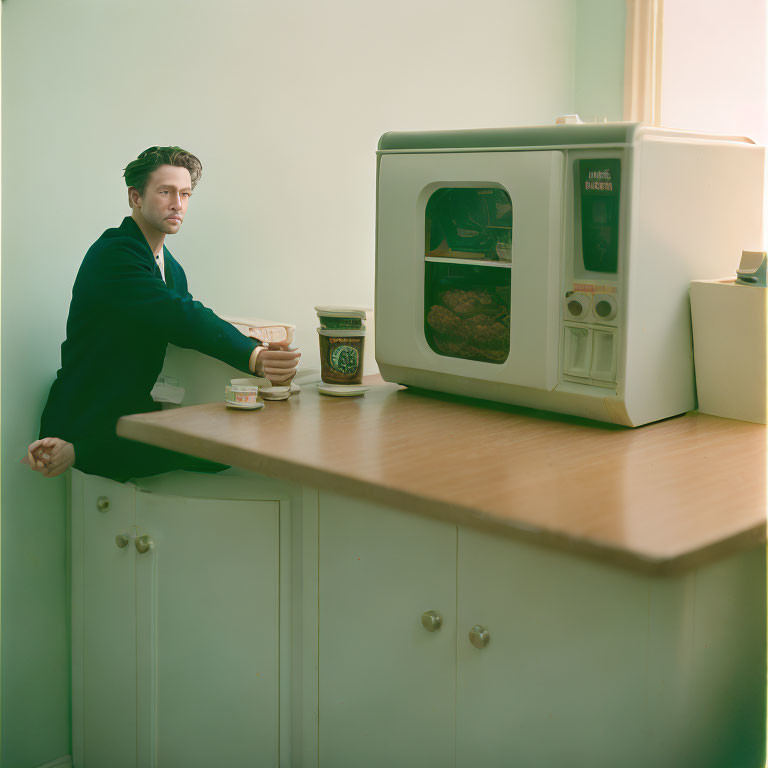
left=469, top=625, right=490, bottom=649
left=115, top=534, right=130, bottom=549
left=421, top=610, right=443, bottom=632
left=96, top=496, right=111, bottom=513
left=135, top=535, right=152, bottom=554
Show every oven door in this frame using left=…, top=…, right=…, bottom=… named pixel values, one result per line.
left=377, top=150, right=564, bottom=391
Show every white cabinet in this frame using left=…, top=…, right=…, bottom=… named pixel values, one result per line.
left=135, top=492, right=279, bottom=766
left=457, top=527, right=658, bottom=765
left=456, top=528, right=765, bottom=767
left=71, top=469, right=283, bottom=768
left=317, top=493, right=456, bottom=768
left=71, top=473, right=765, bottom=767
left=317, top=492, right=766, bottom=768
left=71, top=474, right=137, bottom=768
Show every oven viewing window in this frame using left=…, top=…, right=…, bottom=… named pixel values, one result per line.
left=425, top=187, right=513, bottom=263
left=424, top=187, right=512, bottom=364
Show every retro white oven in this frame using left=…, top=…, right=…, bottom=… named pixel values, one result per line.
left=374, top=123, right=764, bottom=426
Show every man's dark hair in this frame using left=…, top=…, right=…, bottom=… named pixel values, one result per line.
left=123, top=146, right=202, bottom=196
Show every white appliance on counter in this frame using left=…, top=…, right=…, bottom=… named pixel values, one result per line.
left=374, top=122, right=765, bottom=426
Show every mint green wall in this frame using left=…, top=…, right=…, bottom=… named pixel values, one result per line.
left=574, top=0, right=626, bottom=122
left=1, top=1, right=624, bottom=764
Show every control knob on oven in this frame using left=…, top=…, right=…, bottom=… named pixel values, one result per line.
left=593, top=294, right=617, bottom=322
left=563, top=292, right=590, bottom=320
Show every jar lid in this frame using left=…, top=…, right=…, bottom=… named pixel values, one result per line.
left=317, top=327, right=367, bottom=336
left=314, top=305, right=370, bottom=318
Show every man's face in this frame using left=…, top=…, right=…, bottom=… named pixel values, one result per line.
left=131, top=164, right=192, bottom=235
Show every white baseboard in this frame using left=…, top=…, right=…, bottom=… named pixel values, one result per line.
left=36, top=757, right=72, bottom=768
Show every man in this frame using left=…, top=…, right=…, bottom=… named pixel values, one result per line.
left=24, top=146, right=300, bottom=482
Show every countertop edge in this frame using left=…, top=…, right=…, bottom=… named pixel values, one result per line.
left=117, top=414, right=767, bottom=575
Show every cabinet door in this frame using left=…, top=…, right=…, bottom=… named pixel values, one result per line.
left=456, top=528, right=658, bottom=766
left=73, top=472, right=137, bottom=768
left=135, top=492, right=280, bottom=768
left=318, top=492, right=457, bottom=768
left=455, top=527, right=766, bottom=768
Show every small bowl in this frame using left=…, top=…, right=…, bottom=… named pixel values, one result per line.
left=225, top=383, right=262, bottom=409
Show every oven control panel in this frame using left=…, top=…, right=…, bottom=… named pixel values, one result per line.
left=561, top=285, right=619, bottom=387
left=559, top=149, right=624, bottom=390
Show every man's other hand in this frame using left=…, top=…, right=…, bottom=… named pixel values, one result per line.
left=250, top=343, right=301, bottom=385
left=22, top=437, right=75, bottom=478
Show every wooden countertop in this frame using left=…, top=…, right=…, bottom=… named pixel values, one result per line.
left=118, top=378, right=766, bottom=574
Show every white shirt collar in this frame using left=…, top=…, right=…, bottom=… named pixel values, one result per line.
left=154, top=247, right=166, bottom=283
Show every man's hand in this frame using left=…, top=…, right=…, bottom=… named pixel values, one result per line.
left=250, top=343, right=301, bottom=385
left=22, top=437, right=75, bottom=478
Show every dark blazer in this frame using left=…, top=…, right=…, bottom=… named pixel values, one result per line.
left=40, top=216, right=259, bottom=472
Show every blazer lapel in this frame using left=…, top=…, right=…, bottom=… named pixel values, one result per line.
left=117, top=218, right=179, bottom=292
left=119, top=217, right=165, bottom=282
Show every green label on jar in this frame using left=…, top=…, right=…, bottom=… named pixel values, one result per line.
left=330, top=345, right=359, bottom=374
